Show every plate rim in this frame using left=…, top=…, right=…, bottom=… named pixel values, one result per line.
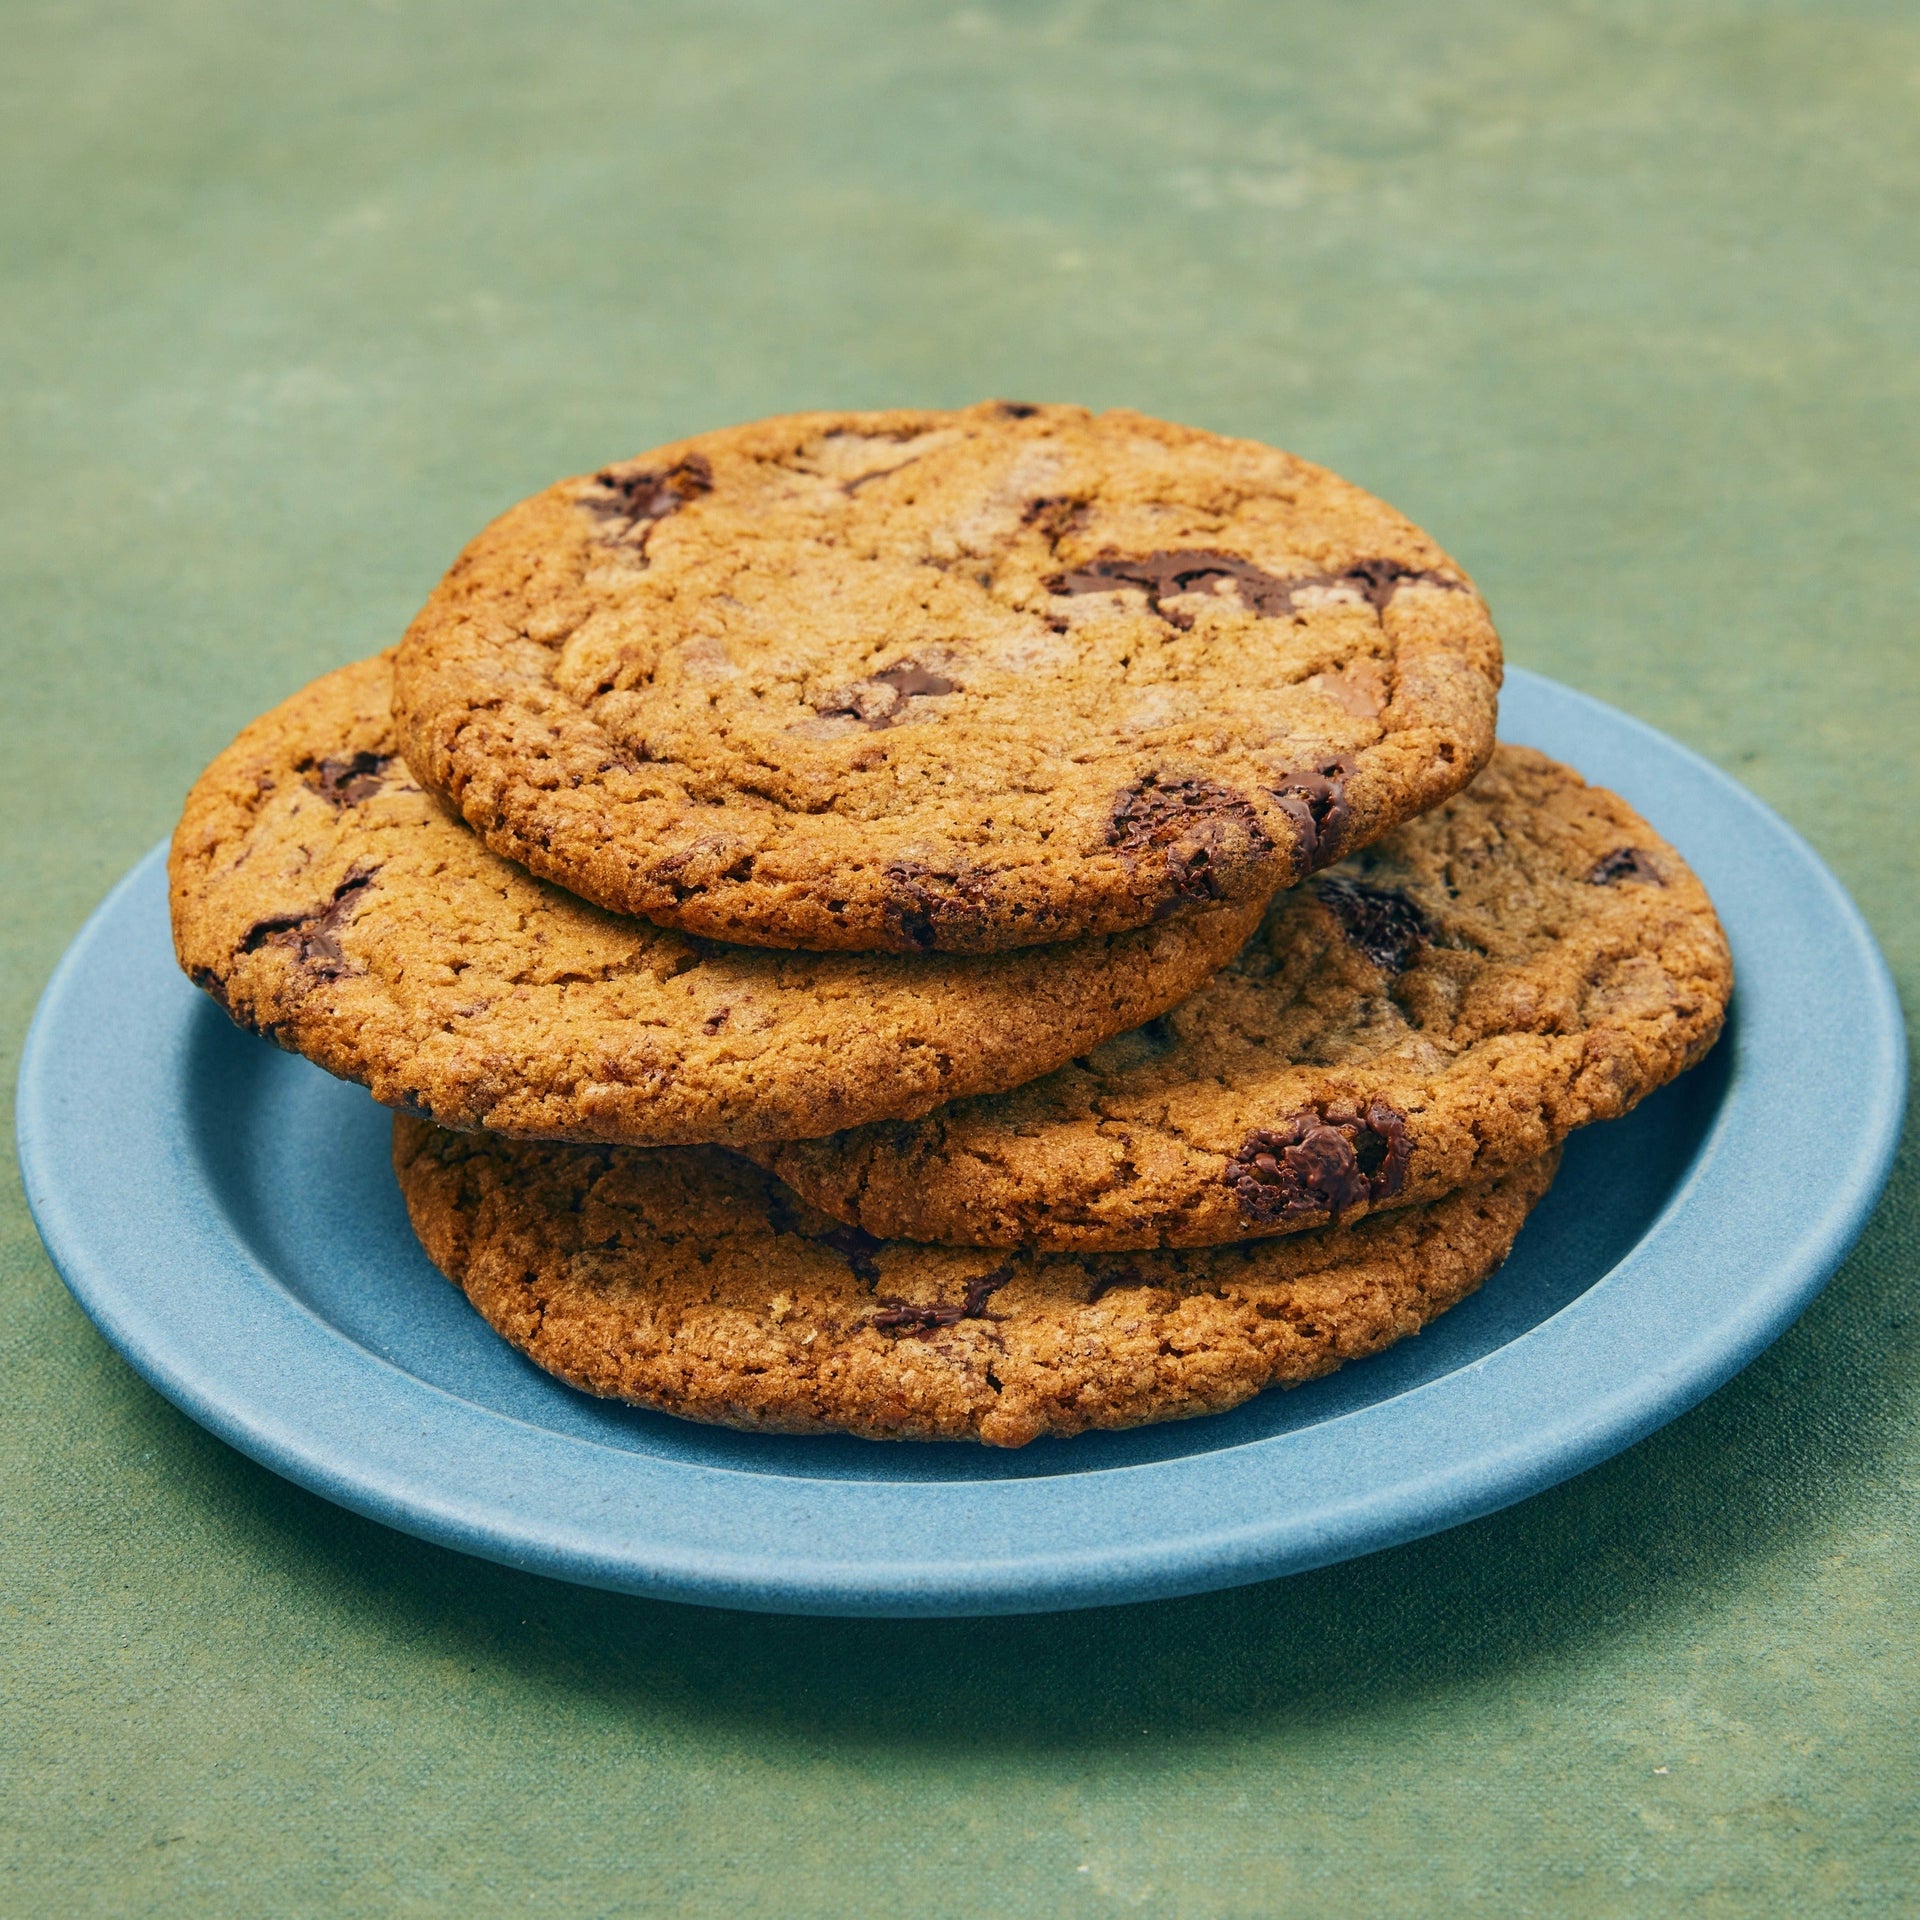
left=15, top=668, right=1908, bottom=1616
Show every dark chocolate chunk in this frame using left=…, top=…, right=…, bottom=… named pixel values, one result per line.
left=872, top=1265, right=1013, bottom=1336
left=879, top=858, right=992, bottom=949
left=814, top=660, right=960, bottom=730
left=872, top=662, right=958, bottom=700
left=583, top=453, right=714, bottom=551
left=1314, top=876, right=1430, bottom=973
left=1587, top=847, right=1665, bottom=886
left=1108, top=775, right=1273, bottom=904
left=1223, top=1099, right=1411, bottom=1224
left=816, top=1223, right=886, bottom=1285
left=1021, top=495, right=1088, bottom=541
left=1048, top=549, right=1463, bottom=629
left=1331, top=558, right=1464, bottom=610
left=311, top=751, right=395, bottom=807
left=238, top=869, right=379, bottom=979
left=1049, top=549, right=1306, bottom=630
left=997, top=401, right=1041, bottom=418
left=1265, top=754, right=1356, bottom=875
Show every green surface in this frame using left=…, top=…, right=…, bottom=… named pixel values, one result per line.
left=3, top=1, right=1916, bottom=1911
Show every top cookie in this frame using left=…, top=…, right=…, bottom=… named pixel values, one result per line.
left=752, top=746, right=1732, bottom=1248
left=392, top=403, right=1503, bottom=952
left=169, top=657, right=1266, bottom=1147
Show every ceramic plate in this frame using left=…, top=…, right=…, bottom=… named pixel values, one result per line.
left=16, top=670, right=1905, bottom=1616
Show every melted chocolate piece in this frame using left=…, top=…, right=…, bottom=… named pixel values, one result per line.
left=1223, top=1100, right=1411, bottom=1225
left=1265, top=754, right=1355, bottom=875
left=1108, top=775, right=1273, bottom=904
left=1049, top=549, right=1304, bottom=630
left=814, top=661, right=960, bottom=730
left=873, top=663, right=958, bottom=700
left=997, top=401, right=1041, bottom=418
left=310, top=751, right=394, bottom=807
left=1314, top=876, right=1430, bottom=973
left=1048, top=549, right=1463, bottom=630
left=238, top=869, right=379, bottom=979
left=1587, top=847, right=1665, bottom=886
left=872, top=1265, right=1012, bottom=1337
left=817, top=1223, right=886, bottom=1285
left=1021, top=495, right=1088, bottom=540
left=879, top=858, right=992, bottom=950
left=583, top=453, right=713, bottom=550
left=1331, top=558, right=1461, bottom=609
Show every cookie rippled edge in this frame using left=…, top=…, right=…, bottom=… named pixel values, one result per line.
left=394, top=1117, right=1561, bottom=1448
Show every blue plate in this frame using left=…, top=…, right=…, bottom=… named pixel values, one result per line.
left=15, top=670, right=1905, bottom=1616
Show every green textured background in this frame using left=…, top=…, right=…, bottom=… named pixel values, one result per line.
left=3, top=2, right=1916, bottom=1912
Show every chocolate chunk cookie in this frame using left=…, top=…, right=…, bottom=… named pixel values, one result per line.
left=752, top=746, right=1731, bottom=1248
left=392, top=403, right=1503, bottom=951
left=169, top=658, right=1267, bottom=1145
left=394, top=1116, right=1559, bottom=1447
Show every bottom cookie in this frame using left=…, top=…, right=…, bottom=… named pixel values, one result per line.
left=393, top=1118, right=1559, bottom=1449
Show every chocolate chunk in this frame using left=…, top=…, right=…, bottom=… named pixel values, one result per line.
left=1048, top=549, right=1462, bottom=629
left=1021, top=495, right=1088, bottom=541
left=997, top=401, right=1041, bottom=418
left=1108, top=775, right=1273, bottom=904
left=1049, top=549, right=1306, bottom=630
left=814, top=660, right=960, bottom=730
left=872, top=1265, right=1012, bottom=1336
left=817, top=1223, right=886, bottom=1285
left=583, top=453, right=713, bottom=551
left=879, top=859, right=991, bottom=949
left=1331, top=558, right=1463, bottom=610
left=311, top=752, right=394, bottom=807
left=1588, top=847, right=1665, bottom=886
left=238, top=869, right=378, bottom=979
left=872, top=662, right=958, bottom=700
left=1223, top=1099, right=1411, bottom=1224
left=1314, top=876, right=1431, bottom=973
left=1265, top=754, right=1356, bottom=875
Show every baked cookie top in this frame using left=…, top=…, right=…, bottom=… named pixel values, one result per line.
left=391, top=403, right=1503, bottom=952
left=753, top=746, right=1731, bottom=1249
left=394, top=1117, right=1558, bottom=1448
left=169, top=658, right=1266, bottom=1146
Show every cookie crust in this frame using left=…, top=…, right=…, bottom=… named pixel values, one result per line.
left=394, top=1117, right=1559, bottom=1448
left=393, top=403, right=1503, bottom=952
left=753, top=746, right=1731, bottom=1248
left=169, top=658, right=1266, bottom=1146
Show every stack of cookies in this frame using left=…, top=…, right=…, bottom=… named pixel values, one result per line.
left=170, top=404, right=1732, bottom=1447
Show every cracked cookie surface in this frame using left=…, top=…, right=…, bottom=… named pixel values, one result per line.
left=393, top=1116, right=1558, bottom=1447
left=168, top=658, right=1266, bottom=1145
left=391, top=402, right=1503, bottom=951
left=752, top=746, right=1731, bottom=1249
